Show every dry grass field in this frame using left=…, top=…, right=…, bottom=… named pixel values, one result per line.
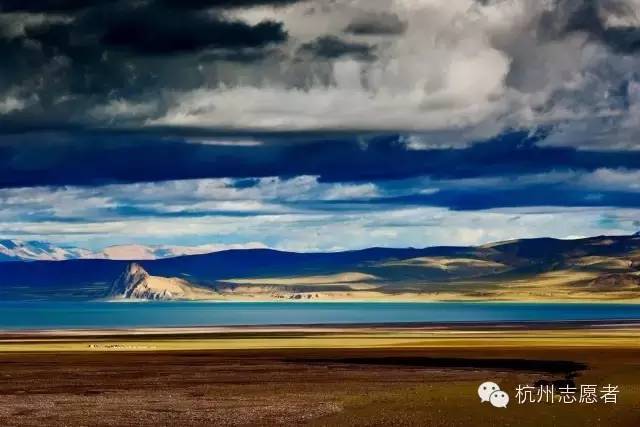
left=0, top=324, right=638, bottom=426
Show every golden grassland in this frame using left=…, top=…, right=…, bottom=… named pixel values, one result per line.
left=172, top=266, right=640, bottom=302
left=1, top=325, right=639, bottom=426
left=1, top=325, right=639, bottom=352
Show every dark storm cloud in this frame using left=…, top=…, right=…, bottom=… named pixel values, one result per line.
left=344, top=12, right=407, bottom=35
left=358, top=188, right=640, bottom=211
left=538, top=0, right=640, bottom=54
left=0, top=0, right=103, bottom=13
left=0, top=0, right=304, bottom=13
left=298, top=35, right=374, bottom=59
left=2, top=130, right=640, bottom=189
left=158, top=0, right=306, bottom=10
left=100, top=9, right=286, bottom=55
left=0, top=0, right=289, bottom=126
left=17, top=2, right=288, bottom=56
left=200, top=47, right=282, bottom=63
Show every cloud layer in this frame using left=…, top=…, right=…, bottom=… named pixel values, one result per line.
left=0, top=0, right=639, bottom=148
left=2, top=170, right=639, bottom=251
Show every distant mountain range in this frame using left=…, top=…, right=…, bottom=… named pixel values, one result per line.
left=0, top=239, right=266, bottom=262
left=1, top=233, right=640, bottom=302
left=0, top=239, right=95, bottom=262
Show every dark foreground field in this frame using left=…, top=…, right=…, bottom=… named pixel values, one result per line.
left=0, top=327, right=639, bottom=426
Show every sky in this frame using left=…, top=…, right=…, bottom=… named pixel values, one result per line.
left=1, top=0, right=640, bottom=251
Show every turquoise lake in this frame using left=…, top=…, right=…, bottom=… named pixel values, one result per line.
left=1, top=301, right=640, bottom=330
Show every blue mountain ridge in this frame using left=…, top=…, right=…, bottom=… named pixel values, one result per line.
left=1, top=233, right=639, bottom=300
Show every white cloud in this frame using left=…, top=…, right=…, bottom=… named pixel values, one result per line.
left=400, top=134, right=472, bottom=150
left=184, top=138, right=263, bottom=146
left=540, top=79, right=640, bottom=150
left=151, top=1, right=521, bottom=134
left=3, top=168, right=640, bottom=251
left=147, top=0, right=630, bottom=148
left=0, top=176, right=382, bottom=226
left=90, top=99, right=158, bottom=121
left=576, top=168, right=640, bottom=191
left=0, top=207, right=594, bottom=250
left=600, top=0, right=640, bottom=28
left=0, top=95, right=28, bottom=114
left=323, top=183, right=378, bottom=200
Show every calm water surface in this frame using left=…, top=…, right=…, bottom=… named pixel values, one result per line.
left=1, top=301, right=640, bottom=330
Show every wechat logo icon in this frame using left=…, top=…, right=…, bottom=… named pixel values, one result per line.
left=478, top=381, right=509, bottom=408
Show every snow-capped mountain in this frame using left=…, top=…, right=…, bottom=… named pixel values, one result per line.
left=0, top=239, right=267, bottom=262
left=0, top=239, right=94, bottom=262
left=100, top=242, right=266, bottom=260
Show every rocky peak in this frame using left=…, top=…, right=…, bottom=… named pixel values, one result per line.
left=124, top=262, right=148, bottom=277
left=108, top=263, right=150, bottom=298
